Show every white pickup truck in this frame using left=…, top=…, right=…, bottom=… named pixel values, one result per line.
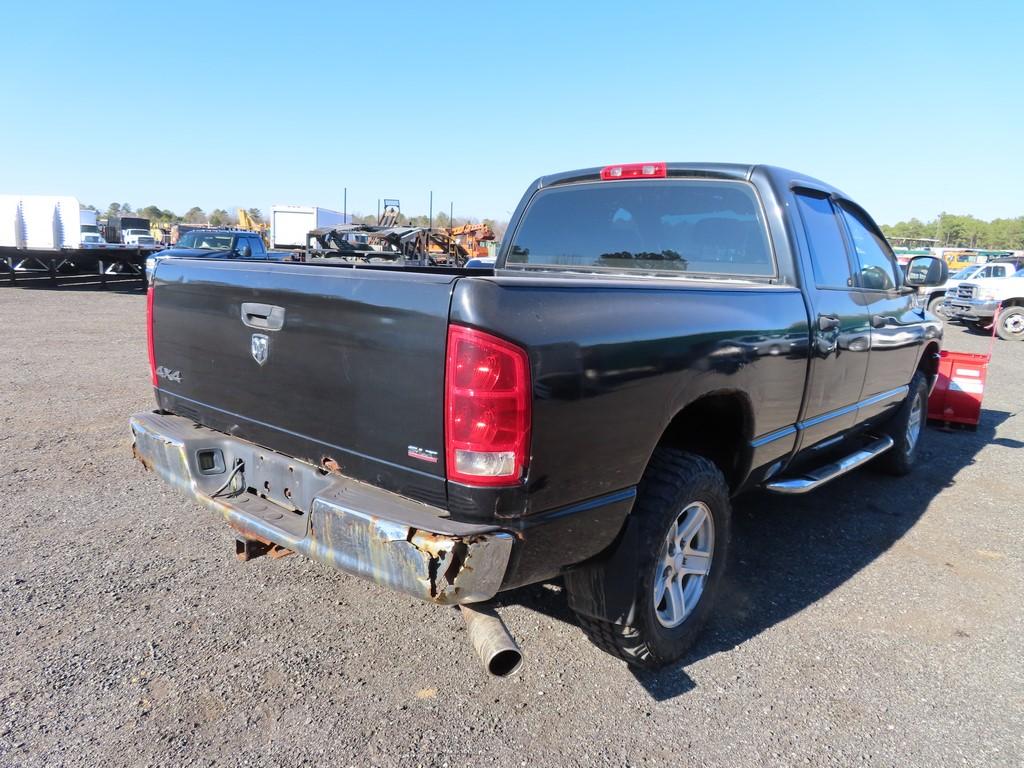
left=946, top=267, right=1024, bottom=340
left=934, top=260, right=1021, bottom=318
left=123, top=228, right=157, bottom=247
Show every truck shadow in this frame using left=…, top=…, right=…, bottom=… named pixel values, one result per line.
left=0, top=255, right=145, bottom=292
left=0, top=275, right=145, bottom=292
left=499, top=409, right=1011, bottom=701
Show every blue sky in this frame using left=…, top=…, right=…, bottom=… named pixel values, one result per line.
left=1, top=1, right=1021, bottom=224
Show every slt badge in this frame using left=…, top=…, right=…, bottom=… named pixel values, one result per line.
left=251, top=333, right=269, bottom=366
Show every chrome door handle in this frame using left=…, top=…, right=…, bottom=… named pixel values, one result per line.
left=817, top=314, right=840, bottom=332
left=870, top=314, right=898, bottom=329
left=240, top=302, right=285, bottom=331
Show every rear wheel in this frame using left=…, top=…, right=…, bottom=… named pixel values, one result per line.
left=876, top=371, right=927, bottom=476
left=995, top=307, right=1024, bottom=341
left=569, top=449, right=731, bottom=670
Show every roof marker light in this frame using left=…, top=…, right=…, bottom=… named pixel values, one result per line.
left=600, top=162, right=667, bottom=180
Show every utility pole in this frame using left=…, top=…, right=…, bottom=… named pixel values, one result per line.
left=343, top=188, right=347, bottom=223
left=427, top=191, right=433, bottom=267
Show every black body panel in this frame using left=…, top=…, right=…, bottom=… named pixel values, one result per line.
left=448, top=275, right=810, bottom=519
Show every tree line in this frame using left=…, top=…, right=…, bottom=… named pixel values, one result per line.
left=349, top=211, right=508, bottom=239
left=83, top=203, right=263, bottom=228
left=83, top=202, right=508, bottom=238
left=881, top=212, right=1024, bottom=249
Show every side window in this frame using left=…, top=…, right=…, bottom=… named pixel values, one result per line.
left=838, top=205, right=898, bottom=291
left=235, top=237, right=254, bottom=256
left=794, top=191, right=855, bottom=289
left=248, top=236, right=266, bottom=257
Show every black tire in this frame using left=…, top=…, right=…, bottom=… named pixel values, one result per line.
left=876, top=371, right=928, bottom=476
left=926, top=294, right=949, bottom=320
left=995, top=307, right=1024, bottom=342
left=569, top=449, right=731, bottom=669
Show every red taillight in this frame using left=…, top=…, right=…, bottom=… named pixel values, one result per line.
left=445, top=325, right=531, bottom=486
left=146, top=286, right=157, bottom=386
left=600, top=162, right=667, bottom=180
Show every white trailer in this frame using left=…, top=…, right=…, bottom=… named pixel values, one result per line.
left=271, top=205, right=349, bottom=249
left=0, top=194, right=82, bottom=250
left=0, top=195, right=155, bottom=284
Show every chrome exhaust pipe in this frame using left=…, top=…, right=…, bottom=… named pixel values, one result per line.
left=460, top=603, right=524, bottom=677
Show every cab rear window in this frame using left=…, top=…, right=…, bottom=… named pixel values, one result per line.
left=505, top=180, right=774, bottom=277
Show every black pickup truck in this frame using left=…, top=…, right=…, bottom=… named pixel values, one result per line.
left=131, top=163, right=946, bottom=675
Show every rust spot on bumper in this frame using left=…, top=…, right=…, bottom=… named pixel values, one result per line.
left=232, top=531, right=294, bottom=561
left=129, top=411, right=513, bottom=605
left=132, top=441, right=154, bottom=471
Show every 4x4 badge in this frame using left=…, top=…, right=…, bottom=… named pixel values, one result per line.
left=251, top=333, right=269, bottom=366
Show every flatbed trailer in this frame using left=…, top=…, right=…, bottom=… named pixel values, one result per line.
left=0, top=194, right=161, bottom=287
left=0, top=244, right=159, bottom=287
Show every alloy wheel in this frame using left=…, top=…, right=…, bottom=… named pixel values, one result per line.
left=906, top=391, right=923, bottom=456
left=653, top=501, right=715, bottom=628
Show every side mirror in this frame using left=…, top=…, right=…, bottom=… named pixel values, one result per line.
left=904, top=255, right=948, bottom=288
left=239, top=244, right=253, bottom=259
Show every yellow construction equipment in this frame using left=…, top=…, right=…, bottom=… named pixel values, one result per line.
left=448, top=223, right=495, bottom=259
left=237, top=209, right=270, bottom=247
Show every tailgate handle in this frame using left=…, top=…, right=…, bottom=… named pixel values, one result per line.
left=240, top=302, right=285, bottom=331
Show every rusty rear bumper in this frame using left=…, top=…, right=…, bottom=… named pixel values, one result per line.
left=129, top=411, right=513, bottom=605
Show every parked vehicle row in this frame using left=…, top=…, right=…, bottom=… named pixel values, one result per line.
left=131, top=162, right=948, bottom=675
left=944, top=266, right=1024, bottom=341
left=922, top=258, right=1023, bottom=318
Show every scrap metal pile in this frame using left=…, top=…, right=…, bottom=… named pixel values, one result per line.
left=304, top=224, right=470, bottom=267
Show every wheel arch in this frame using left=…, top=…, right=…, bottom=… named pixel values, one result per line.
left=655, top=390, right=754, bottom=492
left=918, top=340, right=941, bottom=389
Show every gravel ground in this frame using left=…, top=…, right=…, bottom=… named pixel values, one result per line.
left=1, top=285, right=1021, bottom=767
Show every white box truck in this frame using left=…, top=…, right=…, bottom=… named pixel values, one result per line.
left=79, top=208, right=107, bottom=245
left=270, top=205, right=349, bottom=249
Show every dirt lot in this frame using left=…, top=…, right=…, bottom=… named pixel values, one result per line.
left=1, top=284, right=1021, bottom=767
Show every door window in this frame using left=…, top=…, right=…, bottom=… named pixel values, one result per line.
left=794, top=191, right=855, bottom=289
left=247, top=236, right=266, bottom=257
left=837, top=205, right=898, bottom=291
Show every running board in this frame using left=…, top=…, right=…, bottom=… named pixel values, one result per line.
left=764, top=435, right=895, bottom=495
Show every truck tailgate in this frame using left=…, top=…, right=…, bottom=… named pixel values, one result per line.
left=150, top=259, right=455, bottom=506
